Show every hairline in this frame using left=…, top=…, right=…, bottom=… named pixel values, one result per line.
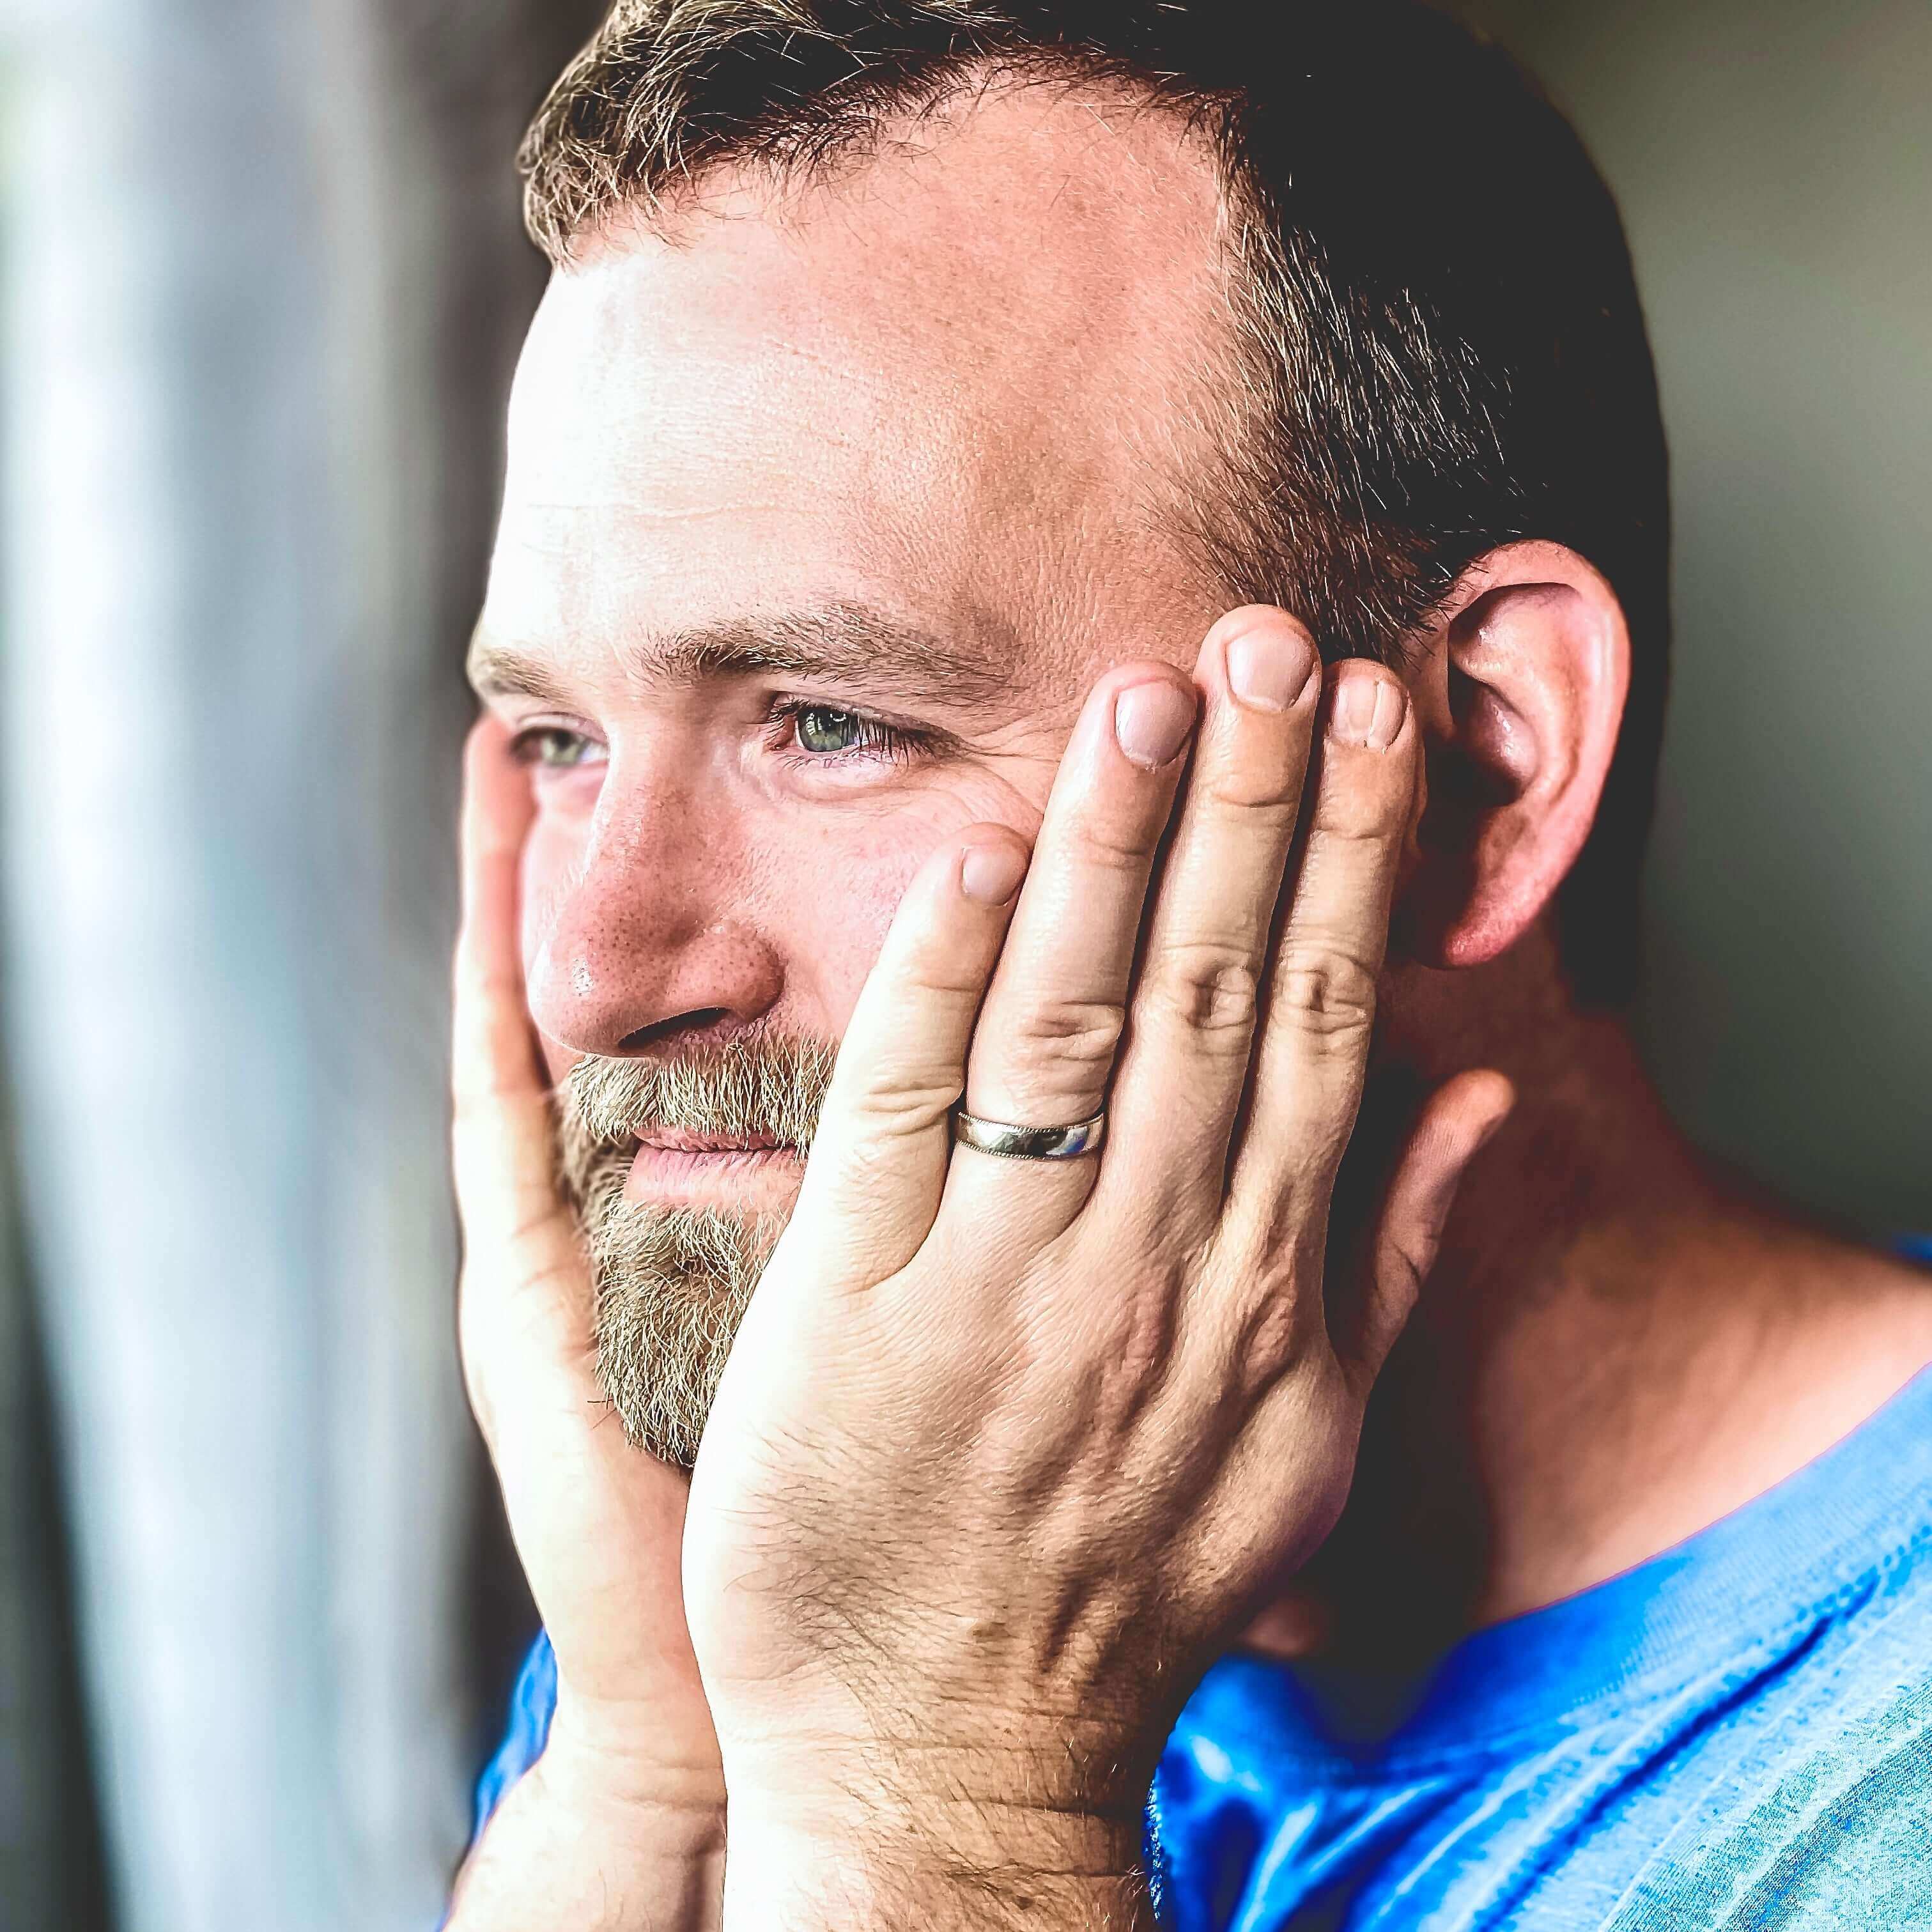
left=525, top=51, right=1232, bottom=264
left=530, top=60, right=1303, bottom=657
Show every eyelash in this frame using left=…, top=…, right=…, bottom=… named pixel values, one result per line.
left=506, top=703, right=932, bottom=775
left=766, top=699, right=928, bottom=769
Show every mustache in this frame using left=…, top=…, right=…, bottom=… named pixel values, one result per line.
left=552, top=1036, right=837, bottom=1202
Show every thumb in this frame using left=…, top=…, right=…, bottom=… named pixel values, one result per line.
left=451, top=718, right=613, bottom=1468
left=784, top=827, right=1031, bottom=1288
left=1337, top=1069, right=1515, bottom=1387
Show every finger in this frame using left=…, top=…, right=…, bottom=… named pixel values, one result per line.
left=451, top=716, right=601, bottom=1456
left=1100, top=608, right=1322, bottom=1232
left=451, top=722, right=695, bottom=1696
left=949, top=666, right=1197, bottom=1226
left=452, top=716, right=560, bottom=1251
left=783, top=828, right=1032, bottom=1287
left=1225, top=660, right=1419, bottom=1252
left=1337, top=1070, right=1515, bottom=1386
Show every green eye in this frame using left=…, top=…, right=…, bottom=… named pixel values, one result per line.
left=773, top=700, right=925, bottom=769
left=513, top=727, right=603, bottom=769
left=794, top=706, right=867, bottom=754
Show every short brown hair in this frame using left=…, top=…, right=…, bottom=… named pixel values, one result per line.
left=520, top=0, right=1671, bottom=1005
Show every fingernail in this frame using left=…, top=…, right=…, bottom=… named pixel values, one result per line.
left=961, top=841, right=1027, bottom=905
left=1114, top=681, right=1197, bottom=769
left=1329, top=670, right=1409, bottom=751
left=1225, top=627, right=1317, bottom=712
left=1475, top=1091, right=1516, bottom=1154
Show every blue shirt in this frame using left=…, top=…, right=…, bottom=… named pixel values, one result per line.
left=477, top=1267, right=1932, bottom=1927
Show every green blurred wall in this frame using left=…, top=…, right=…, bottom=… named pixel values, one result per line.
left=1458, top=0, right=1932, bottom=1232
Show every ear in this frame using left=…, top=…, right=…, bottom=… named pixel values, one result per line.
left=1400, top=541, right=1630, bottom=970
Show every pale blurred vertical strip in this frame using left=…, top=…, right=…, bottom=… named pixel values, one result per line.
left=0, top=1, right=595, bottom=1929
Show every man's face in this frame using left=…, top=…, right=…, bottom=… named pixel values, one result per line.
left=474, top=86, right=1250, bottom=1459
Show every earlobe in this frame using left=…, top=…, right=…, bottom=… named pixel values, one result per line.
left=1401, top=543, right=1630, bottom=971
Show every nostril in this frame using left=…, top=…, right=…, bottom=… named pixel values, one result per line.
left=617, top=1009, right=734, bottom=1055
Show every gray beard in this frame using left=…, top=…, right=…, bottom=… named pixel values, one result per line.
left=552, top=1040, right=833, bottom=1467
left=575, top=1159, right=784, bottom=1467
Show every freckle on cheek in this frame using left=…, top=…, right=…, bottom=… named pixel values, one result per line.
left=797, top=862, right=923, bottom=1032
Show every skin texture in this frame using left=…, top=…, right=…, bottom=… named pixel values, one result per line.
left=479, top=89, right=1233, bottom=1093
left=449, top=79, right=1932, bottom=1932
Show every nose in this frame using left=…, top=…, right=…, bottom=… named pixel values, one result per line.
left=522, top=770, right=783, bottom=1060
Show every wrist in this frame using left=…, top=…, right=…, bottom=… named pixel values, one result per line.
left=536, top=1710, right=728, bottom=1862
left=713, top=1690, right=1163, bottom=1821
left=719, top=1774, right=1152, bottom=1930
left=451, top=1747, right=725, bottom=1932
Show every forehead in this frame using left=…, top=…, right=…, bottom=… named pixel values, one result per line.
left=491, top=79, right=1236, bottom=688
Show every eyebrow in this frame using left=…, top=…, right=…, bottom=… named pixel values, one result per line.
left=468, top=601, right=1016, bottom=716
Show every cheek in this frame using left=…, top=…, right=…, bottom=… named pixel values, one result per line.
left=762, top=809, right=959, bottom=1036
left=520, top=813, right=586, bottom=968
left=521, top=814, right=588, bottom=1085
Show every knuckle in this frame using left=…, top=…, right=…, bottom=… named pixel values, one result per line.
left=1096, top=1287, right=1182, bottom=1426
left=977, top=996, right=1124, bottom=1117
left=904, top=944, right=998, bottom=1001
left=1310, top=773, right=1409, bottom=843
left=823, top=1131, right=904, bottom=1208
left=1072, top=814, right=1161, bottom=874
left=1203, top=765, right=1304, bottom=820
left=845, top=1076, right=961, bottom=1143
left=1304, top=817, right=1397, bottom=870
left=1210, top=1249, right=1327, bottom=1390
left=1380, top=1237, right=1430, bottom=1310
left=1017, top=994, right=1127, bottom=1070
left=1147, top=939, right=1264, bottom=1041
left=1272, top=942, right=1379, bottom=1044
left=1232, top=1294, right=1317, bottom=1391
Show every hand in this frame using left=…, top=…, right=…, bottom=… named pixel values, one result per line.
left=684, top=608, right=1513, bottom=1927
left=447, top=720, right=724, bottom=1931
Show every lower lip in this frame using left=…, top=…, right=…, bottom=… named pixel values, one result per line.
left=623, top=1142, right=804, bottom=1209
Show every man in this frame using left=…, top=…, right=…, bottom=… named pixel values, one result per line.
left=445, top=3, right=1932, bottom=1927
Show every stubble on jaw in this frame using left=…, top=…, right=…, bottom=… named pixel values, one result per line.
left=552, top=1038, right=835, bottom=1467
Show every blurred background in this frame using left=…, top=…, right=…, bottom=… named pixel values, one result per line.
left=0, top=0, right=1924, bottom=1926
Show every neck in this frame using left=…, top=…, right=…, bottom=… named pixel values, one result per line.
left=1251, top=945, right=1932, bottom=1670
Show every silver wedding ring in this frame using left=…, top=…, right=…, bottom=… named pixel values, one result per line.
left=952, top=1106, right=1108, bottom=1162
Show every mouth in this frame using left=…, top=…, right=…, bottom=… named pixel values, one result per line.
left=621, top=1129, right=807, bottom=1210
